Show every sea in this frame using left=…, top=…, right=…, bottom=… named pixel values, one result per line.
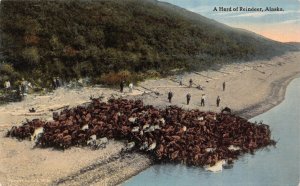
left=124, top=78, right=300, bottom=186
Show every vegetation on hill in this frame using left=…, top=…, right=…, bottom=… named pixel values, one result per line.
left=0, top=0, right=297, bottom=88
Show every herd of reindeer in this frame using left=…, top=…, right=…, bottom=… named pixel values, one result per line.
left=7, top=98, right=276, bottom=167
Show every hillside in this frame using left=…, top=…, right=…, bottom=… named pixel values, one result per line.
left=286, top=42, right=300, bottom=49
left=0, top=0, right=297, bottom=87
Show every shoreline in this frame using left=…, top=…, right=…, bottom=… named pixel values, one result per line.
left=235, top=71, right=300, bottom=119
left=113, top=70, right=300, bottom=186
left=0, top=52, right=300, bottom=186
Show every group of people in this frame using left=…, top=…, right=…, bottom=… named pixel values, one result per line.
left=178, top=78, right=193, bottom=88
left=18, top=79, right=32, bottom=97
left=120, top=80, right=134, bottom=93
left=168, top=91, right=222, bottom=107
left=182, top=78, right=226, bottom=91
left=3, top=78, right=32, bottom=98
left=119, top=78, right=226, bottom=108
left=52, top=77, right=63, bottom=89
left=167, top=81, right=226, bottom=107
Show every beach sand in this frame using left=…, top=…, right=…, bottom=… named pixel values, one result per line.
left=0, top=51, right=299, bottom=186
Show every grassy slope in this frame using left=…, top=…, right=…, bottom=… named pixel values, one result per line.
left=0, top=0, right=297, bottom=87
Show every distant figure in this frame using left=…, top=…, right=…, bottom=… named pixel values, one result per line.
left=18, top=85, right=23, bottom=97
left=52, top=78, right=57, bottom=89
left=16, top=86, right=23, bottom=101
left=201, top=94, right=206, bottom=106
left=56, top=77, right=61, bottom=87
left=20, top=78, right=32, bottom=95
left=129, top=82, right=133, bottom=93
left=179, top=80, right=183, bottom=86
left=223, top=82, right=226, bottom=91
left=29, top=108, right=36, bottom=113
left=216, top=96, right=221, bottom=107
left=20, top=79, right=26, bottom=95
left=196, top=85, right=203, bottom=90
left=120, top=80, right=124, bottom=93
left=186, top=93, right=191, bottom=105
left=4, top=80, right=11, bottom=91
left=168, top=91, right=173, bottom=103
left=189, top=79, right=193, bottom=88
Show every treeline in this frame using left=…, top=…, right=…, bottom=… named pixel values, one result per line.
left=0, top=0, right=296, bottom=88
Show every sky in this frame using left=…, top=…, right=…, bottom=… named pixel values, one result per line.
left=160, top=0, right=300, bottom=42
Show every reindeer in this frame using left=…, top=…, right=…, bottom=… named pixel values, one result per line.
left=31, top=127, right=44, bottom=146
left=87, top=135, right=109, bottom=149
left=221, top=107, right=232, bottom=114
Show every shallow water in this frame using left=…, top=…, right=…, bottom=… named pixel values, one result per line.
left=124, top=78, right=300, bottom=186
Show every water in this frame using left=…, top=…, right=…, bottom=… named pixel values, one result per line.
left=124, top=78, right=300, bottom=186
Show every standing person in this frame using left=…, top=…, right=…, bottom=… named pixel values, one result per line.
left=216, top=96, right=221, bottom=107
left=120, top=80, right=124, bottom=93
left=21, top=79, right=31, bottom=94
left=201, top=94, right=205, bottom=106
left=16, top=85, right=23, bottom=100
left=129, top=82, right=133, bottom=93
left=186, top=93, right=191, bottom=105
left=223, top=82, right=226, bottom=91
left=21, top=78, right=27, bottom=95
left=168, top=91, right=173, bottom=103
left=189, top=79, right=193, bottom=88
left=178, top=76, right=183, bottom=86
left=56, top=77, right=61, bottom=88
left=18, top=84, right=23, bottom=97
left=52, top=77, right=57, bottom=89
left=4, top=80, right=11, bottom=91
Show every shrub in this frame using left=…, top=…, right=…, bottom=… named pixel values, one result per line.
left=0, top=63, right=20, bottom=87
left=97, top=70, right=131, bottom=85
left=0, top=63, right=15, bottom=75
left=24, top=34, right=40, bottom=45
left=22, top=47, right=40, bottom=65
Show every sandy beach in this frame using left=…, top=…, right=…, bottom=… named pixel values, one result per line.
left=0, top=51, right=299, bottom=186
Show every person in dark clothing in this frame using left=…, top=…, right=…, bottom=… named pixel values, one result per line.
left=120, top=80, right=124, bottom=93
left=189, top=79, right=193, bottom=88
left=16, top=86, right=23, bottom=101
left=186, top=93, right=191, bottom=105
left=201, top=94, right=205, bottom=106
left=52, top=78, right=57, bottom=89
left=223, top=82, right=226, bottom=91
left=216, top=96, right=221, bottom=107
left=21, top=84, right=25, bottom=95
left=56, top=77, right=61, bottom=87
left=168, top=91, right=173, bottom=103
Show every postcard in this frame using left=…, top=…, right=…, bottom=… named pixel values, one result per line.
left=0, top=0, right=299, bottom=185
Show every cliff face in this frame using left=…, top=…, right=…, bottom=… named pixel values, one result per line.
left=0, top=0, right=297, bottom=86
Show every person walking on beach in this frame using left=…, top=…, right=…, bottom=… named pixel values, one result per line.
left=223, top=82, right=226, bottom=91
left=168, top=91, right=173, bottom=103
left=186, top=93, right=191, bottom=105
left=201, top=94, right=205, bottom=106
left=189, top=79, right=193, bottom=88
left=216, top=96, right=221, bottom=107
left=120, top=80, right=124, bottom=93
